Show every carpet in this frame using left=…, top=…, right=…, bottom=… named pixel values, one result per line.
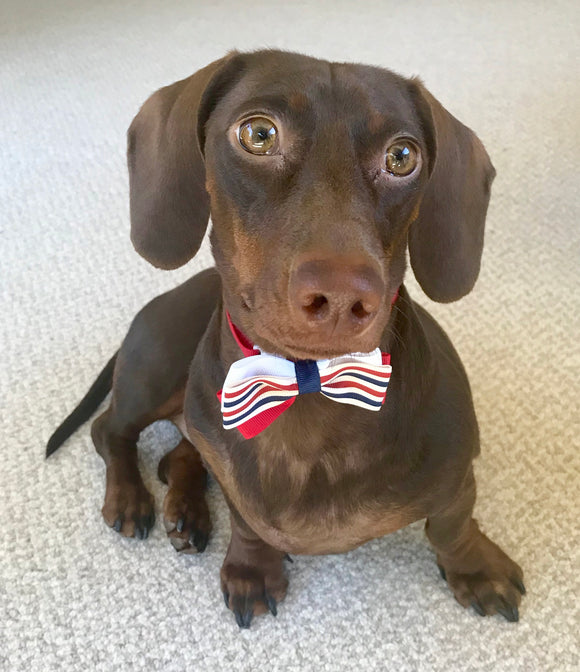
left=1, top=1, right=578, bottom=670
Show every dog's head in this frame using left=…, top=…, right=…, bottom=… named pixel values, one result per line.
left=128, top=50, right=495, bottom=359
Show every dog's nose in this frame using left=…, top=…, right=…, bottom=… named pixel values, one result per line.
left=289, top=257, right=385, bottom=337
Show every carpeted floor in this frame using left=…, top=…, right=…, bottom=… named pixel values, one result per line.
left=1, top=1, right=579, bottom=670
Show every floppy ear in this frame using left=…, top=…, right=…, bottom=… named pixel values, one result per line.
left=407, top=79, right=496, bottom=302
left=127, top=53, right=243, bottom=269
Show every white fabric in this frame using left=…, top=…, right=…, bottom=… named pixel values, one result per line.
left=222, top=347, right=384, bottom=392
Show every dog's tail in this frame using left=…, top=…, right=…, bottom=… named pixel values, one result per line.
left=45, top=352, right=118, bottom=458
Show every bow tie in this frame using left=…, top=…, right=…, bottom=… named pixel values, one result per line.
left=218, top=313, right=392, bottom=439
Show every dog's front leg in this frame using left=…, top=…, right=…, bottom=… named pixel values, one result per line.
left=426, top=468, right=525, bottom=622
left=221, top=511, right=288, bottom=629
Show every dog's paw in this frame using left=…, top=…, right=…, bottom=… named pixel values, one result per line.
left=221, top=555, right=288, bottom=628
left=101, top=477, right=155, bottom=539
left=163, top=486, right=211, bottom=553
left=437, top=534, right=525, bottom=622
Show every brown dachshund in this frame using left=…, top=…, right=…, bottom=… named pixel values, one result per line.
left=47, top=49, right=525, bottom=629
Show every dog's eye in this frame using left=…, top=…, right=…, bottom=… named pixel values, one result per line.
left=385, top=141, right=419, bottom=176
left=238, top=117, right=278, bottom=155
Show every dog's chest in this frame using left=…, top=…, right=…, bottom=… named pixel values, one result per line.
left=249, top=449, right=416, bottom=554
left=219, top=400, right=420, bottom=554
left=182, top=389, right=421, bottom=554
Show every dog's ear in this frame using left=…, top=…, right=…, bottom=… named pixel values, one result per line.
left=127, top=53, right=244, bottom=269
left=406, top=79, right=496, bottom=302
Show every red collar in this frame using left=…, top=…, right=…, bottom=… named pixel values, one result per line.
left=226, top=311, right=260, bottom=357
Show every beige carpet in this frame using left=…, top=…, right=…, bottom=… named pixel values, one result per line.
left=1, top=0, right=579, bottom=670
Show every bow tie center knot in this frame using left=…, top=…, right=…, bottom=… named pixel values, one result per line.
left=295, top=360, right=321, bottom=394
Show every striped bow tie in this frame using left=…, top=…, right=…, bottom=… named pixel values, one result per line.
left=218, top=314, right=392, bottom=439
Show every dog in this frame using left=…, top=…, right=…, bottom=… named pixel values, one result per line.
left=47, top=49, right=525, bottom=629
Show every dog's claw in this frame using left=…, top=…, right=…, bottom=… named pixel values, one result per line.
left=143, top=513, right=154, bottom=538
left=234, top=609, right=244, bottom=628
left=135, top=515, right=150, bottom=539
left=496, top=597, right=519, bottom=622
left=223, top=591, right=230, bottom=608
left=265, top=593, right=278, bottom=617
left=437, top=564, right=447, bottom=581
left=234, top=608, right=253, bottom=629
left=193, top=530, right=208, bottom=553
left=176, top=517, right=184, bottom=533
left=284, top=553, right=293, bottom=563
left=113, top=516, right=123, bottom=533
left=471, top=600, right=486, bottom=617
left=512, top=577, right=526, bottom=595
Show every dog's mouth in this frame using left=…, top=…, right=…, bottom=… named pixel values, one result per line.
left=251, top=329, right=381, bottom=362
left=280, top=342, right=375, bottom=361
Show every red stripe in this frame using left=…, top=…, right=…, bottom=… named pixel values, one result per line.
left=223, top=377, right=298, bottom=399
left=222, top=387, right=295, bottom=417
left=320, top=364, right=390, bottom=383
left=323, top=380, right=388, bottom=398
left=222, top=384, right=269, bottom=415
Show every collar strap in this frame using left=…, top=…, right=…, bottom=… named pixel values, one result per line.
left=226, top=311, right=261, bottom=357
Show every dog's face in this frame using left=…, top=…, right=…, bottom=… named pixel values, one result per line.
left=128, top=50, right=495, bottom=358
left=202, top=53, right=430, bottom=358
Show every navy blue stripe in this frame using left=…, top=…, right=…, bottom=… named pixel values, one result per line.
left=222, top=382, right=264, bottom=408
left=322, top=391, right=385, bottom=407
left=223, top=394, right=292, bottom=426
left=326, top=371, right=389, bottom=387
